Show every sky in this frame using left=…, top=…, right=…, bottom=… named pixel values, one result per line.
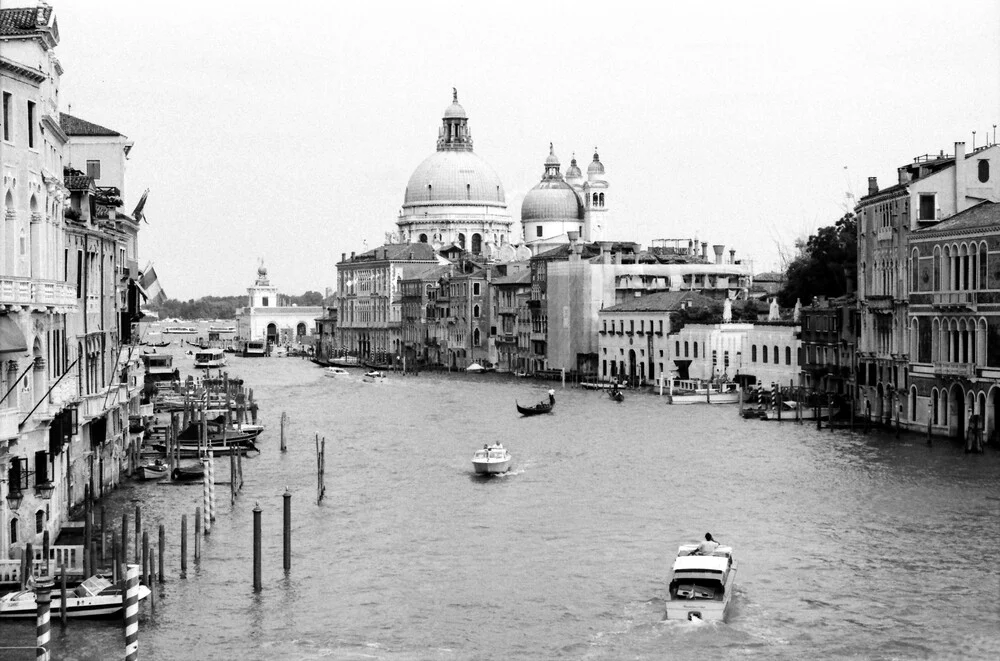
left=41, top=0, right=1000, bottom=301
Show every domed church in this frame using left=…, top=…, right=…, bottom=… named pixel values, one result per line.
left=521, top=144, right=609, bottom=255
left=396, top=90, right=514, bottom=255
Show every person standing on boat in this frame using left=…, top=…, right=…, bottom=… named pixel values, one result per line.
left=695, top=533, right=719, bottom=555
left=548, top=389, right=555, bottom=405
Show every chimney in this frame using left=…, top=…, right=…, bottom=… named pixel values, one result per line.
left=729, top=249, right=736, bottom=264
left=701, top=242, right=708, bottom=260
left=868, top=177, right=878, bottom=196
left=955, top=141, right=967, bottom=212
left=712, top=245, right=724, bottom=265
left=341, top=252, right=346, bottom=263
left=351, top=251, right=355, bottom=259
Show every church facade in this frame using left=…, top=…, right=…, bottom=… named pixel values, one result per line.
left=235, top=265, right=322, bottom=347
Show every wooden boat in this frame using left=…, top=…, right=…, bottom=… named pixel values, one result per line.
left=472, top=443, right=511, bottom=474
left=136, top=461, right=168, bottom=480
left=155, top=443, right=258, bottom=458
left=609, top=390, right=624, bottom=402
left=0, top=575, right=151, bottom=619
left=760, top=401, right=838, bottom=421
left=516, top=390, right=555, bottom=416
left=171, top=465, right=205, bottom=481
left=665, top=544, right=737, bottom=622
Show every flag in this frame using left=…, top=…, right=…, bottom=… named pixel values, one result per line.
left=132, top=189, right=150, bottom=224
left=139, top=263, right=167, bottom=306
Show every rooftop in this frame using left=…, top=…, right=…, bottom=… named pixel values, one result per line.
left=59, top=112, right=123, bottom=137
left=601, top=291, right=715, bottom=313
left=913, top=201, right=1000, bottom=236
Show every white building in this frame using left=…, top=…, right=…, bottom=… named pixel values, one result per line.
left=395, top=90, right=514, bottom=255
left=236, top=265, right=322, bottom=347
left=667, top=322, right=801, bottom=387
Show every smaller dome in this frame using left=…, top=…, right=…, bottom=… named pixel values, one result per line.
left=257, top=264, right=267, bottom=277
left=588, top=151, right=605, bottom=175
left=443, top=87, right=467, bottom=119
left=521, top=180, right=583, bottom=222
left=565, top=154, right=582, bottom=179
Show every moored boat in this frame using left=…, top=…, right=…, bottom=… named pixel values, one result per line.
left=193, top=347, right=227, bottom=369
left=325, top=366, right=350, bottom=378
left=666, top=378, right=741, bottom=405
left=163, top=326, right=198, bottom=334
left=363, top=370, right=386, bottom=383
left=136, top=461, right=168, bottom=480
left=759, top=401, right=838, bottom=421
left=0, top=575, right=151, bottom=619
left=665, top=543, right=737, bottom=622
left=171, top=464, right=205, bottom=481
left=472, top=443, right=511, bottom=474
left=242, top=340, right=267, bottom=357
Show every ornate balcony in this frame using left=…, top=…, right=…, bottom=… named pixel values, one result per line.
left=0, top=276, right=77, bottom=309
left=932, top=292, right=976, bottom=309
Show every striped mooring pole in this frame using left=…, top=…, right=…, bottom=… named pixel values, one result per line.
left=208, top=451, right=217, bottom=522
left=124, top=564, right=140, bottom=661
left=35, top=578, right=53, bottom=661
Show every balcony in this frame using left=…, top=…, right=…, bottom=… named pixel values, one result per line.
left=0, top=407, right=18, bottom=441
left=876, top=226, right=894, bottom=242
left=932, top=292, right=976, bottom=309
left=933, top=361, right=975, bottom=378
left=0, top=276, right=78, bottom=309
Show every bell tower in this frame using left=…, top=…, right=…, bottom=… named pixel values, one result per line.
left=583, top=149, right=609, bottom=242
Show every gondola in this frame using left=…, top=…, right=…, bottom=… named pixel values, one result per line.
left=609, top=390, right=624, bottom=402
left=516, top=390, right=555, bottom=416
left=171, top=464, right=205, bottom=481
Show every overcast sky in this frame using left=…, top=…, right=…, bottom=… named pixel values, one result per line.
left=45, top=0, right=1000, bottom=301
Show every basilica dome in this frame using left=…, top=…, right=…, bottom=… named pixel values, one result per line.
left=403, top=150, right=506, bottom=208
left=521, top=144, right=583, bottom=222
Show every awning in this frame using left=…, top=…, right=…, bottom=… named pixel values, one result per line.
left=0, top=316, right=28, bottom=355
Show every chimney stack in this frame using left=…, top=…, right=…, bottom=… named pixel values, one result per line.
left=868, top=177, right=878, bottom=196
left=701, top=242, right=708, bottom=260
left=729, top=249, right=736, bottom=264
left=351, top=251, right=355, bottom=259
left=954, top=141, right=967, bottom=213
left=341, top=253, right=346, bottom=263
left=712, top=245, right=724, bottom=265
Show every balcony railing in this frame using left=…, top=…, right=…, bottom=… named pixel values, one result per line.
left=933, top=361, right=975, bottom=378
left=876, top=226, right=894, bottom=242
left=932, top=292, right=976, bottom=308
left=0, top=276, right=78, bottom=308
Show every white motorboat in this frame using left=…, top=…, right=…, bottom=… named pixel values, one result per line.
left=665, top=544, right=737, bottom=622
left=194, top=347, right=227, bottom=369
left=665, top=379, right=741, bottom=405
left=760, top=401, right=838, bottom=421
left=472, top=443, right=511, bottom=474
left=363, top=370, right=386, bottom=383
left=163, top=326, right=198, bottom=334
left=0, top=575, right=151, bottom=619
left=466, top=362, right=485, bottom=373
left=325, top=366, right=350, bottom=378
left=242, top=340, right=267, bottom=357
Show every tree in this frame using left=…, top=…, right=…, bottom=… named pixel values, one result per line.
left=778, top=213, right=857, bottom=308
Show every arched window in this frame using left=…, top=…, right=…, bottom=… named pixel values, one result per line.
left=785, top=346, right=792, bottom=365
left=933, top=247, right=941, bottom=290
left=9, top=518, right=17, bottom=544
left=909, top=386, right=917, bottom=422
left=763, top=345, right=769, bottom=363
left=684, top=341, right=689, bottom=357
left=773, top=346, right=779, bottom=363
left=296, top=323, right=306, bottom=336
left=466, top=183, right=471, bottom=200
left=35, top=509, right=45, bottom=534
left=418, top=233, right=427, bottom=243
left=598, top=192, right=605, bottom=207
left=675, top=341, right=680, bottom=355
left=473, top=328, right=481, bottom=346
left=592, top=193, right=599, bottom=206
left=458, top=233, right=466, bottom=250
left=751, top=345, right=757, bottom=362
left=693, top=342, right=698, bottom=358
left=979, top=159, right=990, bottom=183
left=473, top=305, right=480, bottom=318
left=471, top=233, right=482, bottom=255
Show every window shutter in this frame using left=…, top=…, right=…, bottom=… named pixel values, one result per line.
left=34, top=450, right=48, bottom=485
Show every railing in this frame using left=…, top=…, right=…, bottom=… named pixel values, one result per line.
left=0, top=407, right=18, bottom=440
left=0, top=276, right=77, bottom=307
left=932, top=292, right=976, bottom=307
left=933, top=361, right=975, bottom=378
left=0, top=545, right=85, bottom=585
left=876, top=226, right=894, bottom=242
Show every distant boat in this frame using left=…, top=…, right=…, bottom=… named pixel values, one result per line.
left=363, top=370, right=387, bottom=383
left=324, top=366, right=350, bottom=378
left=472, top=443, right=511, bottom=475
left=136, top=461, right=168, bottom=481
left=466, top=362, right=485, bottom=373
left=163, top=326, right=198, bottom=334
left=609, top=390, right=624, bottom=402
left=516, top=390, right=555, bottom=416
left=208, top=325, right=236, bottom=333
left=242, top=340, right=267, bottom=357
left=193, top=348, right=226, bottom=369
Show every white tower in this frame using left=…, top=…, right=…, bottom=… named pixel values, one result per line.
left=582, top=149, right=609, bottom=242
left=248, top=263, right=278, bottom=308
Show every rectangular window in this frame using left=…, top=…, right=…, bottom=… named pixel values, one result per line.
left=27, top=101, right=35, bottom=148
left=918, top=194, right=935, bottom=221
left=536, top=226, right=543, bottom=237
left=86, top=160, right=101, bottom=180
left=1, top=91, right=10, bottom=141
left=76, top=250, right=83, bottom=298
left=262, top=297, right=269, bottom=307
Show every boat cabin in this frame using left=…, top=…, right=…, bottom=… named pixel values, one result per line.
left=474, top=444, right=508, bottom=461
left=194, top=347, right=226, bottom=369
left=668, top=545, right=734, bottom=601
left=142, top=353, right=177, bottom=384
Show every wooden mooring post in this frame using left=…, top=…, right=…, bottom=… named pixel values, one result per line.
left=316, top=434, right=326, bottom=503
left=283, top=489, right=292, bottom=572
left=280, top=412, right=287, bottom=452
left=253, top=502, right=262, bottom=592
left=181, top=514, right=188, bottom=577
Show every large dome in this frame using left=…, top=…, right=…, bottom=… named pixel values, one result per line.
left=403, top=150, right=506, bottom=207
left=521, top=180, right=583, bottom=221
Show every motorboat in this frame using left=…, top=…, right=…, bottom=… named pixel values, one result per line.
left=141, top=353, right=178, bottom=385
left=516, top=390, right=555, bottom=416
left=466, top=362, right=485, bottom=373
left=363, top=370, right=387, bottom=383
left=193, top=347, right=227, bottom=369
left=666, top=378, right=741, bottom=405
left=242, top=340, right=267, bottom=357
left=0, top=575, right=151, bottom=619
left=609, top=389, right=625, bottom=402
left=472, top=443, right=511, bottom=474
left=665, top=544, right=737, bottom=622
left=759, top=401, right=838, bottom=421
left=163, top=326, right=198, bottom=334
left=272, top=346, right=288, bottom=357
left=325, top=366, right=351, bottom=378
left=136, top=461, right=168, bottom=481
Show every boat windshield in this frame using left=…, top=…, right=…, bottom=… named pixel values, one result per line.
left=74, top=576, right=112, bottom=597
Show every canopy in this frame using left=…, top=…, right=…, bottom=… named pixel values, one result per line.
left=0, top=316, right=28, bottom=355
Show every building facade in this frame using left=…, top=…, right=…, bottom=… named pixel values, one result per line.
left=236, top=264, right=322, bottom=347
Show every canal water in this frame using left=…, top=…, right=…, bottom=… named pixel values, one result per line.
left=2, top=350, right=998, bottom=660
